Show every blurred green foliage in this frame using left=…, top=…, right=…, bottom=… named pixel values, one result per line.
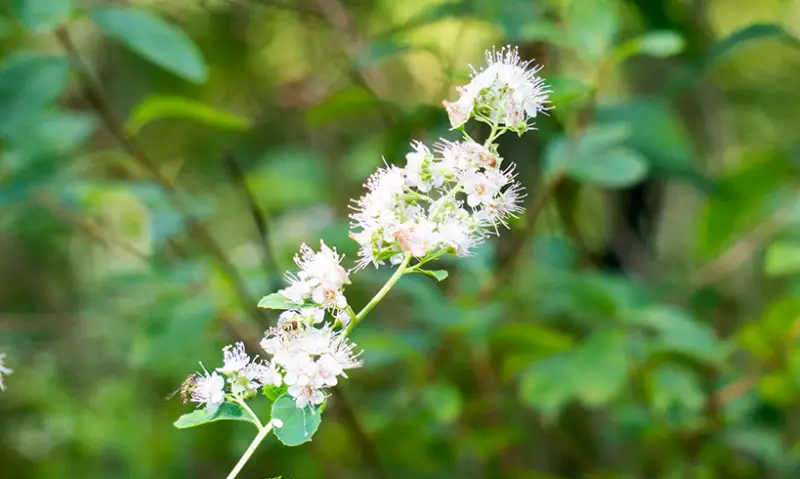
left=2, top=0, right=800, bottom=477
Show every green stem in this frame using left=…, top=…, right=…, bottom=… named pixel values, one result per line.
left=234, top=397, right=264, bottom=430
left=411, top=249, right=449, bottom=269
left=225, top=422, right=273, bottom=479
left=346, top=253, right=412, bottom=335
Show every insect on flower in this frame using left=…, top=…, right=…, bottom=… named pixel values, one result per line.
left=166, top=373, right=199, bottom=403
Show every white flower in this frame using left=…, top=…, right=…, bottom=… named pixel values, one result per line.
left=278, top=308, right=325, bottom=328
left=260, top=320, right=362, bottom=409
left=316, top=353, right=343, bottom=386
left=0, top=353, right=12, bottom=392
left=295, top=242, right=349, bottom=291
left=279, top=279, right=312, bottom=305
left=288, top=384, right=326, bottom=409
left=244, top=360, right=283, bottom=388
left=462, top=170, right=507, bottom=207
left=437, top=212, right=481, bottom=256
left=280, top=241, right=350, bottom=310
left=443, top=45, right=551, bottom=129
left=404, top=141, right=433, bottom=192
left=217, top=342, right=250, bottom=375
left=394, top=217, right=439, bottom=257
left=190, top=368, right=226, bottom=415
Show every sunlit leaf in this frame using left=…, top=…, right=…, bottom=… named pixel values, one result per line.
left=14, top=0, right=72, bottom=32
left=89, top=6, right=208, bottom=83
left=174, top=402, right=257, bottom=429
left=126, top=95, right=252, bottom=133
left=271, top=394, right=324, bottom=446
left=764, top=240, right=800, bottom=277
left=613, top=31, right=685, bottom=62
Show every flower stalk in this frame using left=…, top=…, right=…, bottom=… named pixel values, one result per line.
left=174, top=44, right=551, bottom=479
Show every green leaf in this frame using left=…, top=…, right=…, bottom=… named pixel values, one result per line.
left=89, top=6, right=208, bottom=84
left=635, top=31, right=685, bottom=57
left=764, top=240, right=800, bottom=277
left=414, top=269, right=449, bottom=282
left=15, top=0, right=72, bottom=32
left=270, top=394, right=324, bottom=446
left=518, top=354, right=574, bottom=419
left=263, top=384, right=287, bottom=401
left=667, top=23, right=800, bottom=94
left=420, top=381, right=462, bottom=426
left=0, top=54, right=70, bottom=135
left=545, top=124, right=649, bottom=188
left=173, top=402, right=257, bottom=429
left=4, top=111, right=97, bottom=159
left=614, top=31, right=685, bottom=62
left=629, top=306, right=722, bottom=364
left=307, top=87, right=379, bottom=125
left=571, top=330, right=628, bottom=406
left=651, top=364, right=704, bottom=423
left=517, top=22, right=573, bottom=49
left=595, top=101, right=713, bottom=192
left=569, top=148, right=649, bottom=188
left=258, top=293, right=298, bottom=310
left=126, top=95, right=252, bottom=133
left=566, top=0, right=618, bottom=61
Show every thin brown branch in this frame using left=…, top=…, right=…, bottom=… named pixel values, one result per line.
left=55, top=27, right=266, bottom=333
left=222, top=153, right=281, bottom=287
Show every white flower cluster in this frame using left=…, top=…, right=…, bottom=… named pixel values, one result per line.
left=349, top=138, right=525, bottom=270
left=279, top=241, right=350, bottom=310
left=260, top=313, right=361, bottom=408
left=443, top=45, right=551, bottom=132
left=179, top=45, right=550, bottom=416
left=0, top=353, right=12, bottom=392
left=185, top=342, right=282, bottom=414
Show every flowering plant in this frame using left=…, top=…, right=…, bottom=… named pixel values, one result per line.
left=173, top=45, right=551, bottom=479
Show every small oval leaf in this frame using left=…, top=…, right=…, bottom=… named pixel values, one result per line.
left=174, top=402, right=257, bottom=429
left=270, top=394, right=323, bottom=446
left=126, top=95, right=252, bottom=133
left=568, top=148, right=649, bottom=188
left=636, top=31, right=685, bottom=57
left=89, top=6, right=208, bottom=84
left=258, top=293, right=299, bottom=310
left=414, top=269, right=449, bottom=282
